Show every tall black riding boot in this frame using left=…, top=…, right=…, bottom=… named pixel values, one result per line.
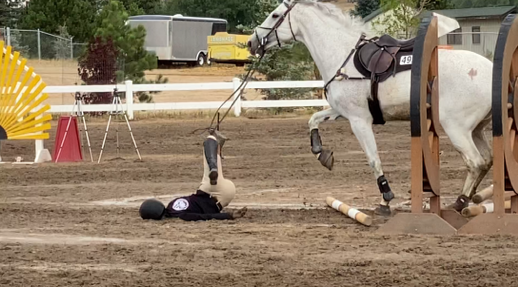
left=204, top=137, right=219, bottom=185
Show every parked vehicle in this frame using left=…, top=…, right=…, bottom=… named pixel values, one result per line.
left=207, top=32, right=252, bottom=66
left=126, top=15, right=228, bottom=66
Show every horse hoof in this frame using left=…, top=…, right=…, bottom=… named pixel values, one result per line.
left=447, top=195, right=470, bottom=213
left=382, top=191, right=395, bottom=202
left=318, top=150, right=334, bottom=171
left=374, top=205, right=392, bottom=217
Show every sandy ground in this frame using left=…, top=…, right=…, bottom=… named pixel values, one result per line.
left=1, top=116, right=517, bottom=286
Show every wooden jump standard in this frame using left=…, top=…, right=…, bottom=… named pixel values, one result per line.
left=456, top=13, right=518, bottom=235
left=379, top=14, right=518, bottom=235
left=378, top=16, right=468, bottom=235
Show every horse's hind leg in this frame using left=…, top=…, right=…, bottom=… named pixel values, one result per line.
left=308, top=108, right=343, bottom=170
left=443, top=123, right=489, bottom=212
left=470, top=115, right=493, bottom=193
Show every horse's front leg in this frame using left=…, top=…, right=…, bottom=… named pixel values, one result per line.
left=347, top=115, right=395, bottom=216
left=308, top=108, right=342, bottom=170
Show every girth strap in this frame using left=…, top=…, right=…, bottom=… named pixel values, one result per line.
left=323, top=33, right=387, bottom=125
left=369, top=80, right=385, bottom=125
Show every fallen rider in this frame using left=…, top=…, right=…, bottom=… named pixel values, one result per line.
left=139, top=130, right=247, bottom=221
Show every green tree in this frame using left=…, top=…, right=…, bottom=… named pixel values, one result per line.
left=78, top=36, right=119, bottom=107
left=235, top=0, right=278, bottom=33
left=423, top=0, right=453, bottom=9
left=94, top=0, right=156, bottom=81
left=152, top=0, right=179, bottom=14
left=371, top=0, right=429, bottom=39
left=92, top=0, right=165, bottom=102
left=168, top=0, right=260, bottom=33
left=451, top=0, right=518, bottom=8
left=0, top=0, right=23, bottom=28
left=350, top=0, right=380, bottom=19
left=54, top=25, right=72, bottom=59
left=237, top=0, right=320, bottom=107
left=243, top=42, right=318, bottom=102
left=121, top=0, right=162, bottom=14
left=19, top=0, right=98, bottom=43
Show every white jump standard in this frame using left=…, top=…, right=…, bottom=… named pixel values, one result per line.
left=0, top=41, right=52, bottom=164
left=456, top=13, right=518, bottom=235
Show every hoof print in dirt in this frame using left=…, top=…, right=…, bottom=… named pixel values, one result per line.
left=318, top=150, right=334, bottom=171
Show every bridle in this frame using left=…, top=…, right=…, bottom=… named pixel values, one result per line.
left=254, top=1, right=298, bottom=52
left=200, top=0, right=377, bottom=136
left=195, top=1, right=300, bottom=134
left=253, top=1, right=369, bottom=99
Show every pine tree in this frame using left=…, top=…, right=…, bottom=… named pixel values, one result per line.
left=351, top=0, right=381, bottom=19
left=54, top=25, right=71, bottom=59
left=451, top=0, right=518, bottom=8
left=164, top=0, right=260, bottom=33
left=235, top=0, right=278, bottom=34
left=78, top=36, right=119, bottom=106
left=120, top=0, right=162, bottom=15
left=238, top=0, right=319, bottom=104
left=91, top=0, right=163, bottom=103
left=19, top=0, right=98, bottom=43
left=0, top=0, right=23, bottom=28
left=424, top=0, right=453, bottom=10
left=0, top=0, right=26, bottom=55
left=94, top=0, right=156, bottom=82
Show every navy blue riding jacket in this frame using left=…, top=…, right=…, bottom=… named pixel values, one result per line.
left=164, top=190, right=232, bottom=221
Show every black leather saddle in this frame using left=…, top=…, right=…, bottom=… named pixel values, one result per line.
left=355, top=34, right=416, bottom=82
left=352, top=34, right=416, bottom=125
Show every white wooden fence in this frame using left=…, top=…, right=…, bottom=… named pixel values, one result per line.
left=45, top=78, right=329, bottom=120
left=0, top=78, right=330, bottom=163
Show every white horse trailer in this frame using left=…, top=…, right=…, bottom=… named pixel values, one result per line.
left=126, top=15, right=228, bottom=66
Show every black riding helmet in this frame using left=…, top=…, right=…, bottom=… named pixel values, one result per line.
left=139, top=198, right=166, bottom=220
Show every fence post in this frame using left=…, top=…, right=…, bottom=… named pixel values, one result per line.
left=34, top=104, right=51, bottom=163
left=232, top=77, right=242, bottom=117
left=125, top=80, right=134, bottom=120
left=6, top=27, right=10, bottom=46
left=70, top=37, right=74, bottom=59
left=37, top=29, right=41, bottom=60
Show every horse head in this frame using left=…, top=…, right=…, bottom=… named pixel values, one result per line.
left=247, top=0, right=303, bottom=56
left=247, top=0, right=369, bottom=57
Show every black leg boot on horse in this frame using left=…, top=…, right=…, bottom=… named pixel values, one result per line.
left=375, top=175, right=395, bottom=216
left=311, top=128, right=394, bottom=216
left=204, top=137, right=219, bottom=185
left=449, top=194, right=471, bottom=212
left=310, top=129, right=334, bottom=170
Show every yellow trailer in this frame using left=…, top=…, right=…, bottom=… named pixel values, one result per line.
left=207, top=32, right=251, bottom=66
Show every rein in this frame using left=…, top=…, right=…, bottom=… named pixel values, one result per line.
left=199, top=0, right=382, bottom=133
left=196, top=1, right=299, bottom=135
left=208, top=52, right=266, bottom=129
left=191, top=52, right=265, bottom=135
left=256, top=0, right=376, bottom=100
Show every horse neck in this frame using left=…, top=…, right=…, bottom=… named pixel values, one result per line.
left=292, top=6, right=364, bottom=82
